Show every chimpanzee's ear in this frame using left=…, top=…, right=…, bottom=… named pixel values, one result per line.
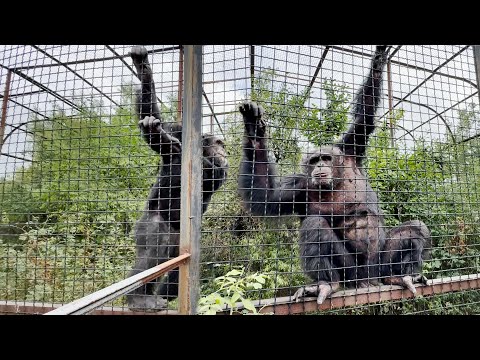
left=333, top=146, right=345, bottom=166
left=336, top=154, right=345, bottom=166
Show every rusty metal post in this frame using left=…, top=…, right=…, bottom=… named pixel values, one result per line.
left=178, top=45, right=203, bottom=315
left=177, top=46, right=184, bottom=124
left=473, top=46, right=480, bottom=105
left=387, top=60, right=395, bottom=148
left=0, top=70, right=13, bottom=153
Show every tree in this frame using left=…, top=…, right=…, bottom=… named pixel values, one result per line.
left=299, top=78, right=350, bottom=147
left=0, top=88, right=152, bottom=303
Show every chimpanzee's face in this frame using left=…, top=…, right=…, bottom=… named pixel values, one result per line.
left=305, top=146, right=344, bottom=189
left=202, top=134, right=228, bottom=169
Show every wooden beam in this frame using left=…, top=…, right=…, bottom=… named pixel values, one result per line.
left=2, top=273, right=478, bottom=315
left=44, top=253, right=190, bottom=315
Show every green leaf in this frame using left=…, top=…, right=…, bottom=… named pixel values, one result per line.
left=242, top=299, right=256, bottom=313
left=231, top=292, right=241, bottom=304
left=225, top=269, right=242, bottom=277
left=254, top=275, right=266, bottom=284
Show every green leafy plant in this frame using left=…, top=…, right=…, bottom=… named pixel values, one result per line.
left=3, top=72, right=480, bottom=314
left=299, top=78, right=350, bottom=147
left=197, top=267, right=269, bottom=315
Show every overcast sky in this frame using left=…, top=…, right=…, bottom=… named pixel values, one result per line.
left=1, top=45, right=478, bottom=178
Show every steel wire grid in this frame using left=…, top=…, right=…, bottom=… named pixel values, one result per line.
left=1, top=45, right=480, bottom=315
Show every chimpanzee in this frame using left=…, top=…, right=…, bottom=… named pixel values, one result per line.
left=238, top=45, right=431, bottom=304
left=126, top=46, right=228, bottom=311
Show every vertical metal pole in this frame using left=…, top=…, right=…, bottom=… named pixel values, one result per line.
left=177, top=46, right=184, bottom=124
left=250, top=45, right=255, bottom=92
left=387, top=60, right=395, bottom=148
left=178, top=45, right=203, bottom=315
left=0, top=70, right=12, bottom=153
left=473, top=46, right=480, bottom=105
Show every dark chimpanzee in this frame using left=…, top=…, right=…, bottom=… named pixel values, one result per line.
left=238, top=45, right=431, bottom=304
left=126, top=46, right=228, bottom=311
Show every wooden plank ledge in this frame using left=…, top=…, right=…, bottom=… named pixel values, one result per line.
left=1, top=273, right=478, bottom=315
left=44, top=253, right=190, bottom=315
left=247, top=273, right=480, bottom=315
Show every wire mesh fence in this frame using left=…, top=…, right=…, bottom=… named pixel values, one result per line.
left=1, top=45, right=480, bottom=315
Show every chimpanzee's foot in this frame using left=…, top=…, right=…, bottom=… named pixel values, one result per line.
left=292, top=281, right=340, bottom=305
left=367, top=278, right=382, bottom=286
left=402, top=274, right=429, bottom=295
left=357, top=280, right=380, bottom=288
left=239, top=101, right=266, bottom=138
left=383, top=274, right=428, bottom=296
left=127, top=294, right=168, bottom=312
left=416, top=274, right=428, bottom=285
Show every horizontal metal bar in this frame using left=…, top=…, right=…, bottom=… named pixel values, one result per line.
left=391, top=46, right=470, bottom=111
left=3, top=273, right=479, bottom=315
left=396, top=90, right=478, bottom=141
left=0, top=89, right=45, bottom=98
left=457, top=131, right=480, bottom=145
left=202, top=110, right=235, bottom=117
left=0, top=301, right=177, bottom=315
left=11, top=69, right=82, bottom=112
left=329, top=45, right=477, bottom=89
left=390, top=95, right=455, bottom=143
left=0, top=152, right=32, bottom=162
left=31, top=45, right=120, bottom=108
left=219, top=273, right=480, bottom=315
left=13, top=46, right=182, bottom=71
left=2, top=119, right=46, bottom=144
left=45, top=253, right=190, bottom=315
left=0, top=96, right=48, bottom=120
left=388, top=45, right=402, bottom=61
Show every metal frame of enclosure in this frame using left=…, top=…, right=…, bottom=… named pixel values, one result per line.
left=1, top=45, right=480, bottom=315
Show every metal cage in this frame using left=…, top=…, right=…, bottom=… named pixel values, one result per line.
left=1, top=45, right=480, bottom=315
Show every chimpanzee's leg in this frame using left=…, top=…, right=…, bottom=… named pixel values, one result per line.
left=381, top=220, right=431, bottom=295
left=126, top=213, right=173, bottom=311
left=293, top=216, right=356, bottom=304
left=156, top=234, right=180, bottom=300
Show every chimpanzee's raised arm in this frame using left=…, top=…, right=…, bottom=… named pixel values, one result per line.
left=130, top=45, right=162, bottom=121
left=127, top=46, right=229, bottom=312
left=238, top=101, right=307, bottom=216
left=339, top=45, right=388, bottom=162
left=137, top=116, right=182, bottom=158
left=130, top=46, right=182, bottom=153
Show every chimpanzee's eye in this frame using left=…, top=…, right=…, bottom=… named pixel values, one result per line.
left=309, top=155, right=320, bottom=165
left=321, top=155, right=332, bottom=162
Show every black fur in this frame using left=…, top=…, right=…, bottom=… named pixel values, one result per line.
left=238, top=46, right=431, bottom=302
left=126, top=46, right=228, bottom=311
